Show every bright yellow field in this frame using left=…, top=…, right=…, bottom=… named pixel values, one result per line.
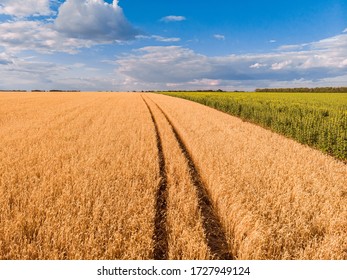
left=0, top=91, right=346, bottom=260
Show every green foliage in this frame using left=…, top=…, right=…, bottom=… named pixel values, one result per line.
left=160, top=91, right=347, bottom=161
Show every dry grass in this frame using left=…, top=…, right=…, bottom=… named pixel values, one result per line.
left=1, top=91, right=346, bottom=260
left=149, top=93, right=347, bottom=260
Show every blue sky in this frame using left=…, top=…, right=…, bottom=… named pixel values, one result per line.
left=0, top=0, right=347, bottom=91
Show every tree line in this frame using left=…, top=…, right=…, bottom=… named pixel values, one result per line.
left=255, top=87, right=347, bottom=93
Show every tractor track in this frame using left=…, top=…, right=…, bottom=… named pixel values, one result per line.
left=142, top=96, right=168, bottom=260
left=144, top=95, right=233, bottom=260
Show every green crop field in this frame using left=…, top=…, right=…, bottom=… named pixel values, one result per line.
left=159, top=91, right=347, bottom=161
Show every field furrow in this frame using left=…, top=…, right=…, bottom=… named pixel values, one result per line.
left=145, top=95, right=232, bottom=260
left=141, top=96, right=169, bottom=260
left=143, top=95, right=211, bottom=259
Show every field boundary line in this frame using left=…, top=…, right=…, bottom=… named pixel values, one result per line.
left=145, top=95, right=233, bottom=260
left=141, top=96, right=169, bottom=260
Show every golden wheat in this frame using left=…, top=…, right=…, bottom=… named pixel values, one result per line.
left=0, top=92, right=158, bottom=259
left=149, top=93, right=347, bottom=260
left=1, top=91, right=346, bottom=260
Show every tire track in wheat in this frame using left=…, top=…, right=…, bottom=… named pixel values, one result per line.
left=141, top=96, right=168, bottom=260
left=145, top=95, right=233, bottom=260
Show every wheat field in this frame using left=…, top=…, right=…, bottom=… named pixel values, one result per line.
left=0, top=91, right=346, bottom=259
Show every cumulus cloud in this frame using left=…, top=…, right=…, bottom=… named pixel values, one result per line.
left=115, top=30, right=347, bottom=89
left=0, top=20, right=93, bottom=54
left=117, top=46, right=211, bottom=83
left=0, top=0, right=52, bottom=17
left=54, top=0, right=138, bottom=41
left=160, top=15, right=186, bottom=22
left=214, top=34, right=225, bottom=40
left=0, top=0, right=139, bottom=54
left=114, top=46, right=257, bottom=84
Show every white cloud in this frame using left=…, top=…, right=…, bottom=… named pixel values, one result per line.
left=0, top=55, right=69, bottom=89
left=250, top=63, right=267, bottom=69
left=340, top=59, right=347, bottom=67
left=310, top=33, right=347, bottom=50
left=343, top=28, right=347, bottom=33
left=152, top=36, right=181, bottom=42
left=1, top=16, right=347, bottom=91
left=214, top=34, right=225, bottom=40
left=0, top=0, right=139, bottom=54
left=0, top=53, right=123, bottom=91
left=117, top=46, right=213, bottom=83
left=0, top=20, right=93, bottom=54
left=0, top=0, right=52, bottom=17
left=54, top=0, right=138, bottom=41
left=271, top=60, right=292, bottom=70
left=160, top=15, right=186, bottom=22
left=188, top=79, right=221, bottom=86
left=114, top=30, right=347, bottom=89
left=269, top=40, right=276, bottom=43
left=0, top=52, right=14, bottom=65
left=136, top=35, right=181, bottom=42
left=278, top=44, right=307, bottom=51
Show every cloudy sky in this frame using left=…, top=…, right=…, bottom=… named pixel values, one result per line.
left=0, top=0, right=347, bottom=91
